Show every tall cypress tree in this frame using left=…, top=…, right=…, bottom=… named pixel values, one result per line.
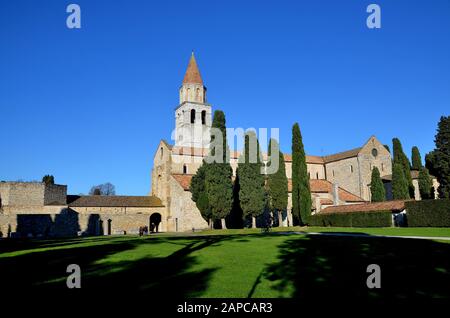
left=237, top=131, right=266, bottom=228
left=392, top=163, right=409, bottom=199
left=292, top=123, right=311, bottom=226
left=418, top=167, right=433, bottom=200
left=411, top=146, right=423, bottom=170
left=189, top=164, right=212, bottom=227
left=392, top=138, right=414, bottom=198
left=266, top=139, right=288, bottom=227
left=433, top=116, right=450, bottom=198
left=205, top=110, right=233, bottom=229
left=370, top=167, right=385, bottom=202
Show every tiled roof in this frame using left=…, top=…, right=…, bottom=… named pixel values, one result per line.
left=321, top=147, right=362, bottom=163
left=171, top=146, right=325, bottom=164
left=382, top=170, right=435, bottom=181
left=67, top=195, right=164, bottom=207
left=182, top=53, right=203, bottom=84
left=171, top=174, right=193, bottom=191
left=288, top=179, right=365, bottom=202
left=320, top=199, right=334, bottom=205
left=283, top=154, right=324, bottom=164
left=172, top=174, right=365, bottom=203
left=320, top=200, right=407, bottom=214
left=169, top=143, right=366, bottom=165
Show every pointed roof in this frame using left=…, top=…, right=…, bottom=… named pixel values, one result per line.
left=182, top=52, right=203, bottom=84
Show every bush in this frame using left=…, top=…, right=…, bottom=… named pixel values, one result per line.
left=406, top=199, right=450, bottom=227
left=310, top=211, right=393, bottom=227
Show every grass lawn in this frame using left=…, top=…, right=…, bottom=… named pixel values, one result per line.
left=1, top=230, right=449, bottom=298
left=198, top=226, right=450, bottom=238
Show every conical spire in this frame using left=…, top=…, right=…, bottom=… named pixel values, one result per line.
left=182, top=52, right=203, bottom=84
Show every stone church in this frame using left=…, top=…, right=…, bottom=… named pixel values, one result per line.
left=0, top=54, right=436, bottom=238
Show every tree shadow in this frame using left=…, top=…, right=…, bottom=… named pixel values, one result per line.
left=263, top=234, right=450, bottom=298
left=0, top=236, right=228, bottom=297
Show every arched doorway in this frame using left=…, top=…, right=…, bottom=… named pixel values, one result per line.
left=149, top=213, right=162, bottom=233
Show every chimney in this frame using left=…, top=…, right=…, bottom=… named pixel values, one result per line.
left=332, top=183, right=339, bottom=205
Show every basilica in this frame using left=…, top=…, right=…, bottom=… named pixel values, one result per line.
left=0, top=54, right=436, bottom=238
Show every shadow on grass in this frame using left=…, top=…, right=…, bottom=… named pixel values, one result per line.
left=0, top=236, right=229, bottom=297
left=263, top=234, right=450, bottom=298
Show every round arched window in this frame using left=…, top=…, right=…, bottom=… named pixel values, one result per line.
left=372, top=148, right=378, bottom=157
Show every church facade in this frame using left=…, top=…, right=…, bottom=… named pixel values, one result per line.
left=151, top=53, right=404, bottom=232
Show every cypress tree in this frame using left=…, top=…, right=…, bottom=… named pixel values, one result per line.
left=418, top=167, right=433, bottom=200
left=189, top=164, right=212, bottom=227
left=370, top=167, right=385, bottom=202
left=237, top=131, right=266, bottom=228
left=392, top=138, right=414, bottom=198
left=392, top=163, right=409, bottom=199
left=292, top=123, right=311, bottom=225
left=266, top=139, right=288, bottom=227
left=433, top=116, right=450, bottom=198
left=411, top=146, right=423, bottom=170
left=205, top=110, right=233, bottom=229
left=425, top=151, right=438, bottom=177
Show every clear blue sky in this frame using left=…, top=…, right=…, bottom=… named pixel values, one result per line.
left=1, top=0, right=449, bottom=195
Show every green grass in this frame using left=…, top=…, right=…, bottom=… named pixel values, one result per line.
left=198, top=226, right=450, bottom=238
left=0, top=231, right=449, bottom=298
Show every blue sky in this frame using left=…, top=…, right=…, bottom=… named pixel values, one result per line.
left=1, top=0, right=449, bottom=195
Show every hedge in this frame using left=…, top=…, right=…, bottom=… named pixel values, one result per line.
left=310, top=211, right=393, bottom=227
left=406, top=199, right=450, bottom=227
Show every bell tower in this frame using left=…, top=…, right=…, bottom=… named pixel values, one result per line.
left=174, top=53, right=212, bottom=148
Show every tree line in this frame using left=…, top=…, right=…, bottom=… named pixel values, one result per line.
left=190, top=110, right=311, bottom=229
left=370, top=116, right=450, bottom=202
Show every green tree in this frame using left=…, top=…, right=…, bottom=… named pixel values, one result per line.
left=266, top=139, right=288, bottom=227
left=392, top=163, right=409, bottom=199
left=42, top=175, right=54, bottom=185
left=237, top=132, right=266, bottom=228
left=392, top=138, right=414, bottom=198
left=291, top=123, right=311, bottom=225
left=418, top=167, right=433, bottom=200
left=205, top=110, right=233, bottom=228
left=425, top=151, right=438, bottom=177
left=432, top=116, right=450, bottom=198
left=189, top=164, right=212, bottom=227
left=370, top=167, right=386, bottom=202
left=411, top=146, right=423, bottom=170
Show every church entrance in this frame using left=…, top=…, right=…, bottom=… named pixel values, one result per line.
left=150, top=213, right=161, bottom=233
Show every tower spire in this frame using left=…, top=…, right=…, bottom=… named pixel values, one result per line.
left=182, top=52, right=203, bottom=84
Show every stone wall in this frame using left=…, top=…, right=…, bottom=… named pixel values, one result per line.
left=325, top=157, right=361, bottom=197
left=169, top=176, right=208, bottom=232
left=0, top=182, right=67, bottom=207
left=44, top=184, right=67, bottom=205
left=0, top=182, right=45, bottom=206
left=0, top=205, right=167, bottom=238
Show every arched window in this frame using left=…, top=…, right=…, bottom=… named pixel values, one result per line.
left=316, top=172, right=319, bottom=179
left=201, top=110, right=206, bottom=125
left=183, top=164, right=187, bottom=174
left=190, top=109, right=196, bottom=124
left=160, top=147, right=163, bottom=159
left=196, top=88, right=200, bottom=100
